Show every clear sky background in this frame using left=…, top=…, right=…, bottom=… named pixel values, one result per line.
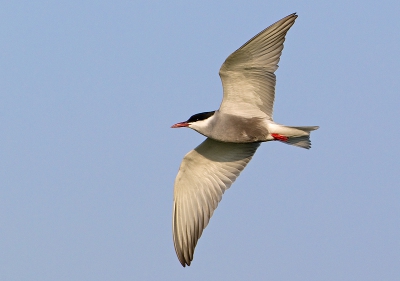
left=1, top=1, right=399, bottom=280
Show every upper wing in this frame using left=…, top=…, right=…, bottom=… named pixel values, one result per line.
left=173, top=138, right=260, bottom=266
left=218, top=13, right=297, bottom=119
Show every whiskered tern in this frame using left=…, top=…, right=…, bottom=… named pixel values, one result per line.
left=171, top=13, right=319, bottom=266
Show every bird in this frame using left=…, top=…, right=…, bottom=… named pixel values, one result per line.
left=171, top=13, right=319, bottom=267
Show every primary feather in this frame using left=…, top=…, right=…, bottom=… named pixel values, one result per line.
left=173, top=138, right=260, bottom=266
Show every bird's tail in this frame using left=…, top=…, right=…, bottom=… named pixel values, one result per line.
left=270, top=125, right=319, bottom=149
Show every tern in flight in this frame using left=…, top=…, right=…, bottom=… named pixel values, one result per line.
left=171, top=13, right=319, bottom=266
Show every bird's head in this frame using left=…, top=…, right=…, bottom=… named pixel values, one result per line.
left=171, top=111, right=215, bottom=131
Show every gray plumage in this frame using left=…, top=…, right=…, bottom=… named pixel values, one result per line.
left=171, top=13, right=319, bottom=267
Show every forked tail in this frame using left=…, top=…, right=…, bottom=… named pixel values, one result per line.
left=271, top=125, right=319, bottom=149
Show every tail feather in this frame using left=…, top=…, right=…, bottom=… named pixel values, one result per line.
left=287, top=126, right=319, bottom=132
left=271, top=125, right=319, bottom=149
left=286, top=126, right=318, bottom=149
left=286, top=135, right=312, bottom=149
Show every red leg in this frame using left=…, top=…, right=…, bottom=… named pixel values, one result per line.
left=271, top=133, right=288, bottom=142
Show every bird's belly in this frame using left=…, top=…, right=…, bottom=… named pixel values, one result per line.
left=208, top=117, right=269, bottom=143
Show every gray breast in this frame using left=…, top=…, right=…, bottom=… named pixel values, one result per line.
left=210, top=113, right=269, bottom=143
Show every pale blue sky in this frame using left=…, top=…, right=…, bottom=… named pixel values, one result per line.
left=1, top=1, right=399, bottom=280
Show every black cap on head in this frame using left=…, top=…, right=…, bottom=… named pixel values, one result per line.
left=187, top=111, right=215, bottom=123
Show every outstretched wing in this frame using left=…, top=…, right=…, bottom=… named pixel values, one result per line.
left=173, top=138, right=260, bottom=266
left=219, top=13, right=297, bottom=119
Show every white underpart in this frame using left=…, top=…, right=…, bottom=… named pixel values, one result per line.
left=188, top=117, right=214, bottom=136
left=266, top=121, right=310, bottom=139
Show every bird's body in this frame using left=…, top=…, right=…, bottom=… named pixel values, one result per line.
left=171, top=13, right=319, bottom=266
left=187, top=110, right=317, bottom=144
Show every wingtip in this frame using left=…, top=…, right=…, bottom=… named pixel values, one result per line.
left=175, top=249, right=192, bottom=267
left=285, top=13, right=298, bottom=22
left=177, top=254, right=191, bottom=267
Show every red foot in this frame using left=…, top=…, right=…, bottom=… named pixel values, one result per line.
left=271, top=133, right=288, bottom=142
